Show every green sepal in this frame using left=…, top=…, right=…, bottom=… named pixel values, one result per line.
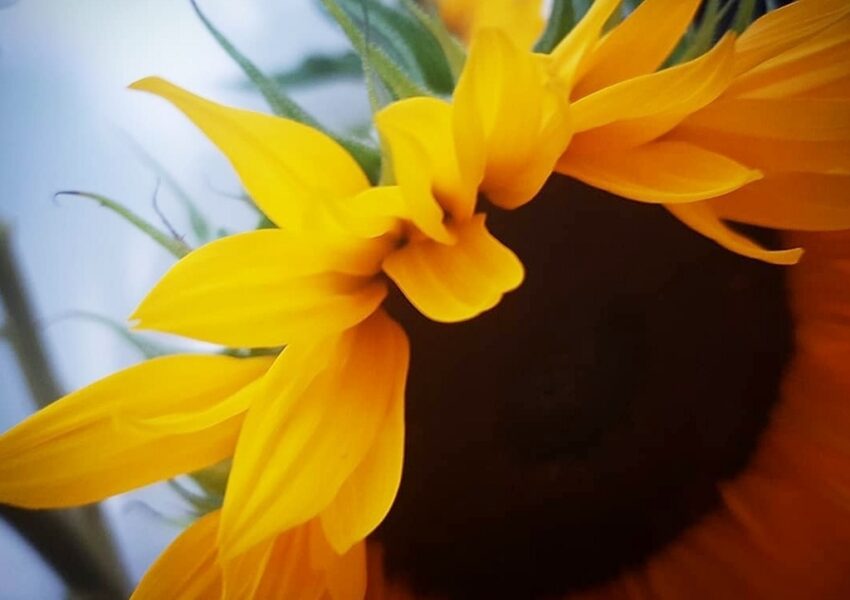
left=400, top=0, right=466, bottom=82
left=335, top=0, right=454, bottom=94
left=54, top=191, right=191, bottom=258
left=731, top=0, right=757, bottom=33
left=535, top=0, right=576, bottom=53
left=320, top=0, right=431, bottom=100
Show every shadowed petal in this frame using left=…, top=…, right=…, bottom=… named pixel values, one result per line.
left=0, top=355, right=272, bottom=508
left=219, top=311, right=409, bottom=558
left=666, top=202, right=802, bottom=265
left=454, top=29, right=572, bottom=209
left=383, top=214, right=524, bottom=323
left=707, top=174, right=850, bottom=231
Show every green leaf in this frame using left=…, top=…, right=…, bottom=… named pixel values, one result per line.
left=336, top=0, right=454, bottom=94
left=673, top=0, right=733, bottom=64
left=400, top=0, right=466, bottom=82
left=191, top=0, right=381, bottom=182
left=268, top=51, right=363, bottom=88
left=731, top=0, right=757, bottom=33
left=535, top=0, right=576, bottom=53
left=320, top=0, right=431, bottom=99
left=54, top=191, right=191, bottom=258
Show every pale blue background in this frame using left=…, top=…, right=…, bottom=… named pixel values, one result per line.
left=0, top=1, right=369, bottom=596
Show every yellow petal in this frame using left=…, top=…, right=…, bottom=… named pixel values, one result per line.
left=707, top=173, right=850, bottom=231
left=666, top=201, right=803, bottom=265
left=383, top=213, right=524, bottom=322
left=131, top=511, right=222, bottom=600
left=321, top=375, right=406, bottom=554
left=132, top=229, right=390, bottom=348
left=453, top=29, right=572, bottom=209
left=558, top=140, right=762, bottom=204
left=437, top=0, right=545, bottom=49
left=668, top=125, right=850, bottom=175
left=574, top=0, right=702, bottom=97
left=682, top=97, right=850, bottom=142
left=0, top=355, right=271, bottom=508
left=571, top=34, right=735, bottom=133
left=219, top=311, right=409, bottom=558
left=376, top=98, right=469, bottom=232
left=549, top=0, right=622, bottom=86
left=728, top=17, right=850, bottom=99
left=734, top=0, right=850, bottom=76
left=130, top=77, right=369, bottom=230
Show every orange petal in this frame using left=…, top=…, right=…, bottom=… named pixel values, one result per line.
left=707, top=173, right=850, bottom=231
left=665, top=201, right=802, bottom=265
left=559, top=140, right=761, bottom=204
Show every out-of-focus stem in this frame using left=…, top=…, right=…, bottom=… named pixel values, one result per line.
left=0, top=222, right=130, bottom=598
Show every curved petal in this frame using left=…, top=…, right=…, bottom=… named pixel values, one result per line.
left=733, top=0, right=850, bottom=76
left=376, top=98, right=469, bottom=230
left=707, top=173, right=850, bottom=231
left=132, top=229, right=390, bottom=348
left=131, top=511, right=222, bottom=600
left=219, top=311, right=409, bottom=558
left=728, top=17, right=850, bottom=99
left=558, top=140, right=762, bottom=204
left=574, top=0, right=702, bottom=97
left=321, top=377, right=405, bottom=554
left=572, top=34, right=735, bottom=133
left=666, top=202, right=803, bottom=265
left=383, top=213, right=524, bottom=323
left=0, top=354, right=272, bottom=508
left=454, top=29, right=572, bottom=209
left=130, top=77, right=369, bottom=230
left=549, top=0, right=621, bottom=86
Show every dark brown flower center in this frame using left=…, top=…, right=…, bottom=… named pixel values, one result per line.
left=377, top=175, right=791, bottom=599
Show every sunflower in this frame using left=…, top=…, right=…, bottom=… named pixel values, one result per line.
left=0, top=0, right=847, bottom=598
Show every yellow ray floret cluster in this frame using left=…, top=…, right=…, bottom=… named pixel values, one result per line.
left=0, top=0, right=848, bottom=597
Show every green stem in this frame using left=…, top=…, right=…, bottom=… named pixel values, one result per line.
left=0, top=224, right=130, bottom=598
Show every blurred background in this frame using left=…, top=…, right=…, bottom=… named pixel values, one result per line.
left=0, top=1, right=369, bottom=596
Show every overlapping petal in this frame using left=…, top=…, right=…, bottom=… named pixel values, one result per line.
left=558, top=141, right=761, bottom=205
left=130, top=77, right=370, bottom=231
left=454, top=28, right=572, bottom=208
left=707, top=174, right=850, bottom=231
left=666, top=202, right=802, bottom=266
left=132, top=229, right=392, bottom=348
left=548, top=0, right=621, bottom=86
left=383, top=213, right=524, bottom=323
left=0, top=354, right=272, bottom=508
left=377, top=97, right=473, bottom=223
left=219, top=311, right=409, bottom=558
left=733, top=0, right=850, bottom=76
left=133, top=511, right=366, bottom=600
left=573, top=0, right=702, bottom=97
